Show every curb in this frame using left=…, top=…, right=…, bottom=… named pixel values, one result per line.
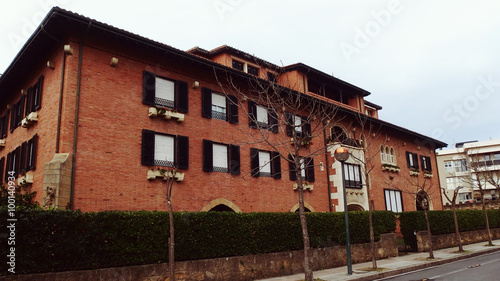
left=349, top=247, right=500, bottom=281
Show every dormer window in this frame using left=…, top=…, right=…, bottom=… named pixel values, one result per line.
left=232, top=59, right=259, bottom=76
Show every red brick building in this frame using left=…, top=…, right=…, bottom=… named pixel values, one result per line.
left=0, top=7, right=446, bottom=213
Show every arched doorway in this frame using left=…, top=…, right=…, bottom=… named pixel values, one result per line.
left=347, top=204, right=365, bottom=211
left=201, top=198, right=242, bottom=213
left=416, top=191, right=430, bottom=211
left=290, top=202, right=316, bottom=212
left=209, top=204, right=235, bottom=212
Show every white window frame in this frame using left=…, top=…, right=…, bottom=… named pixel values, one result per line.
left=255, top=104, right=269, bottom=125
left=258, top=151, right=271, bottom=176
left=155, top=77, right=175, bottom=108
left=154, top=134, right=175, bottom=167
left=213, top=143, right=228, bottom=172
left=211, top=93, right=227, bottom=120
left=294, top=115, right=302, bottom=134
left=385, top=189, right=403, bottom=212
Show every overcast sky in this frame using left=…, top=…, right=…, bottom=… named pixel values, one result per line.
left=1, top=0, right=499, bottom=148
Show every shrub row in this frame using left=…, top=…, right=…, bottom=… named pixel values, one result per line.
left=0, top=209, right=395, bottom=275
left=400, top=209, right=500, bottom=250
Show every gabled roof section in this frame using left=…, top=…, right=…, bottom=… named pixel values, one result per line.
left=187, top=45, right=280, bottom=70
left=283, top=63, right=371, bottom=97
left=365, top=100, right=382, bottom=110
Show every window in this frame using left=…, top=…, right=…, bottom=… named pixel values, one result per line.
left=232, top=59, right=259, bottom=76
left=446, top=177, right=465, bottom=190
left=459, top=192, right=472, bottom=202
left=25, top=76, right=44, bottom=114
left=211, top=93, right=227, bottom=120
left=267, top=72, right=277, bottom=83
left=285, top=112, right=311, bottom=137
left=232, top=60, right=244, bottom=71
left=247, top=65, right=259, bottom=76
left=445, top=160, right=467, bottom=173
left=406, top=152, right=419, bottom=169
left=420, top=155, right=432, bottom=172
left=343, top=163, right=362, bottom=189
left=5, top=146, right=20, bottom=181
left=288, top=155, right=315, bottom=182
left=142, top=71, right=189, bottom=113
left=203, top=140, right=240, bottom=174
left=141, top=129, right=189, bottom=169
left=10, top=96, right=25, bottom=132
left=0, top=114, right=8, bottom=138
left=0, top=157, right=4, bottom=183
left=380, top=145, right=396, bottom=165
left=248, top=101, right=278, bottom=132
left=19, top=134, right=38, bottom=172
left=201, top=88, right=238, bottom=124
left=250, top=148, right=281, bottom=178
left=384, top=189, right=403, bottom=212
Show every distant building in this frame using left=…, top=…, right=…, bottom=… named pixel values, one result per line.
left=0, top=7, right=446, bottom=212
left=437, top=139, right=500, bottom=205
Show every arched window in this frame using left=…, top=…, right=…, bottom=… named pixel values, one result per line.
left=331, top=126, right=347, bottom=143
left=416, top=191, right=430, bottom=211
left=380, top=145, right=386, bottom=162
left=209, top=204, right=236, bottom=212
left=390, top=147, right=396, bottom=164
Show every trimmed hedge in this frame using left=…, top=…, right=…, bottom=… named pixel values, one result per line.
left=400, top=209, right=500, bottom=250
left=0, top=209, right=395, bottom=275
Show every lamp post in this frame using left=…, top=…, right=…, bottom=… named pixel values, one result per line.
left=334, top=147, right=352, bottom=275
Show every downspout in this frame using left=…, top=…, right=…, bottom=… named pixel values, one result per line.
left=323, top=122, right=332, bottom=212
left=55, top=51, right=66, bottom=153
left=69, top=22, right=92, bottom=210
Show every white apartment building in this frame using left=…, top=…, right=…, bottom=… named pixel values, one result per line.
left=437, top=140, right=500, bottom=205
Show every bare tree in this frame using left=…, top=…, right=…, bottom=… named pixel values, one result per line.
left=215, top=69, right=340, bottom=281
left=464, top=152, right=494, bottom=246
left=385, top=172, right=439, bottom=259
left=344, top=114, right=383, bottom=269
left=158, top=168, right=179, bottom=281
left=441, top=186, right=464, bottom=252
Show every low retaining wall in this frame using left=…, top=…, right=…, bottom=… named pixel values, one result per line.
left=416, top=227, right=500, bottom=252
left=2, top=233, right=397, bottom=281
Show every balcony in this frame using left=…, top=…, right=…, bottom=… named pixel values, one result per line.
left=147, top=169, right=184, bottom=182
left=148, top=107, right=184, bottom=122
left=21, top=112, right=38, bottom=128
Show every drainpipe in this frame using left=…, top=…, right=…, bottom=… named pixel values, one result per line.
left=55, top=51, right=66, bottom=153
left=69, top=22, right=92, bottom=210
left=323, top=122, right=332, bottom=212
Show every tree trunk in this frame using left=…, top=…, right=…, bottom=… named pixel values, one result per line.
left=297, top=177, right=313, bottom=281
left=482, top=199, right=493, bottom=246
left=167, top=199, right=175, bottom=281
left=423, top=210, right=434, bottom=259
left=369, top=200, right=377, bottom=269
left=451, top=203, right=464, bottom=252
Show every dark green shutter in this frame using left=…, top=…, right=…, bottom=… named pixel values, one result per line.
left=141, top=129, right=155, bottom=166
left=306, top=157, right=315, bottom=182
left=230, top=144, right=240, bottom=175
left=228, top=95, right=239, bottom=124
left=288, top=154, right=297, bottom=181
left=271, top=151, right=281, bottom=179
left=201, top=88, right=212, bottom=118
left=269, top=110, right=278, bottom=133
left=176, top=80, right=189, bottom=113
left=203, top=139, right=213, bottom=172
left=34, top=76, right=43, bottom=111
left=177, top=135, right=189, bottom=169
left=142, top=71, right=156, bottom=106
left=248, top=101, right=257, bottom=128
left=250, top=148, right=259, bottom=177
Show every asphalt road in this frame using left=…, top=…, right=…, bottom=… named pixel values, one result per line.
left=375, top=250, right=500, bottom=281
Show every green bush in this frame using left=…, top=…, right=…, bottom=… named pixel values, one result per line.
left=0, top=209, right=395, bottom=275
left=399, top=209, right=500, bottom=251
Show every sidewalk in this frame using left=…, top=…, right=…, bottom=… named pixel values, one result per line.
left=257, top=239, right=500, bottom=281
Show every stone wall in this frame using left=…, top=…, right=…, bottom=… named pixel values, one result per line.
left=443, top=200, right=500, bottom=210
left=416, top=227, right=500, bottom=252
left=1, top=233, right=397, bottom=281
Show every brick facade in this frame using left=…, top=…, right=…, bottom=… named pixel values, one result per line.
left=0, top=7, right=446, bottom=213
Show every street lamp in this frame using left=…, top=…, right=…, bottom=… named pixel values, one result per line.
left=334, top=147, right=352, bottom=275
